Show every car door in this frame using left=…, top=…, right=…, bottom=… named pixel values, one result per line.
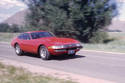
left=21, top=33, right=34, bottom=52
left=17, top=33, right=25, bottom=50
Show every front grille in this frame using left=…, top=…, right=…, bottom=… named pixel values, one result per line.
left=64, top=44, right=77, bottom=48
left=55, top=49, right=66, bottom=52
left=66, top=47, right=77, bottom=50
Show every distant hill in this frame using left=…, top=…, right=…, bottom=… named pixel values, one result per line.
left=4, top=9, right=29, bottom=26
left=107, top=19, right=125, bottom=32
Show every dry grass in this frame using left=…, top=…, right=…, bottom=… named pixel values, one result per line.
left=0, top=62, right=76, bottom=83
left=0, top=32, right=19, bottom=42
left=84, top=32, right=125, bottom=53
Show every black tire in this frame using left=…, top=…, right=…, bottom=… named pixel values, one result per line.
left=15, top=44, right=23, bottom=56
left=69, top=53, right=76, bottom=57
left=39, top=46, right=51, bottom=60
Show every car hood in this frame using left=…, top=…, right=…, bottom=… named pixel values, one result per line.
left=38, top=37, right=79, bottom=45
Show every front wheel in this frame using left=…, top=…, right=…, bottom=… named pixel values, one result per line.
left=15, top=44, right=23, bottom=56
left=39, top=46, right=51, bottom=60
left=69, top=53, right=76, bottom=57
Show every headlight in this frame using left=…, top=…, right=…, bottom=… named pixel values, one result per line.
left=76, top=43, right=81, bottom=47
left=51, top=45, right=65, bottom=49
left=49, top=43, right=82, bottom=49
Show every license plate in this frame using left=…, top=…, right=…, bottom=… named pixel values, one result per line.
left=68, top=50, right=75, bottom=54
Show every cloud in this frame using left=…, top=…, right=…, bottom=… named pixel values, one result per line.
left=114, top=2, right=125, bottom=21
left=0, top=0, right=27, bottom=22
left=0, top=14, right=11, bottom=22
left=0, top=0, right=26, bottom=6
left=0, top=14, right=10, bottom=18
left=0, top=0, right=27, bottom=9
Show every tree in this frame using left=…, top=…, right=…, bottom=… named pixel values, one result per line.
left=0, top=23, right=10, bottom=32
left=10, top=24, right=20, bottom=33
left=0, top=23, right=21, bottom=33
left=24, top=0, right=117, bottom=42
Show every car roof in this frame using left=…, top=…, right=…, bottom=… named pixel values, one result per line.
left=24, top=31, right=47, bottom=34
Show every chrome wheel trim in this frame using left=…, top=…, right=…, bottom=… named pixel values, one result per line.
left=15, top=45, right=20, bottom=54
left=40, top=47, right=47, bottom=58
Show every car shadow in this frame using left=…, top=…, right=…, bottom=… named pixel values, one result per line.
left=22, top=52, right=40, bottom=58
left=22, top=53, right=86, bottom=61
left=51, top=55, right=86, bottom=61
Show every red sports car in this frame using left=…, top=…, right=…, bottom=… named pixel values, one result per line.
left=11, top=31, right=83, bottom=60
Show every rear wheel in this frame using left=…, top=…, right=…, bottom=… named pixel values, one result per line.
left=39, top=46, right=51, bottom=60
left=15, top=44, right=23, bottom=56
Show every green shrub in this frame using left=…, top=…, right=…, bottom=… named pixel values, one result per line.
left=89, top=31, right=109, bottom=43
left=10, top=24, right=20, bottom=33
left=0, top=23, right=10, bottom=32
left=0, top=23, right=21, bottom=33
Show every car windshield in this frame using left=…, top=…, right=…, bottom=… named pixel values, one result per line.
left=31, top=32, right=54, bottom=39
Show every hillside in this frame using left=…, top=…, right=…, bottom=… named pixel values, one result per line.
left=107, top=19, right=125, bottom=32
left=4, top=9, right=29, bottom=26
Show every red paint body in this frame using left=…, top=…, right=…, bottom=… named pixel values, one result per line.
left=11, top=31, right=82, bottom=56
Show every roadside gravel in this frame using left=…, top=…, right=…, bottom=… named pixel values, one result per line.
left=0, top=57, right=114, bottom=83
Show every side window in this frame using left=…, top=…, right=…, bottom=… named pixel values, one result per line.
left=23, top=33, right=30, bottom=40
left=18, top=33, right=30, bottom=40
left=18, top=34, right=23, bottom=39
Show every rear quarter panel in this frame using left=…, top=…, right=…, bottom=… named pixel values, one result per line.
left=11, top=37, right=17, bottom=47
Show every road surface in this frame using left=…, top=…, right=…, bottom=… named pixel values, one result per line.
left=0, top=43, right=125, bottom=83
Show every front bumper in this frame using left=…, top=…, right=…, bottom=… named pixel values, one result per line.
left=48, top=46, right=83, bottom=55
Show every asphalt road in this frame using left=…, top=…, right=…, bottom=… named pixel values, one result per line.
left=0, top=43, right=125, bottom=83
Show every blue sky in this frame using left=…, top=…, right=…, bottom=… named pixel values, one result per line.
left=0, top=0, right=125, bottom=23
